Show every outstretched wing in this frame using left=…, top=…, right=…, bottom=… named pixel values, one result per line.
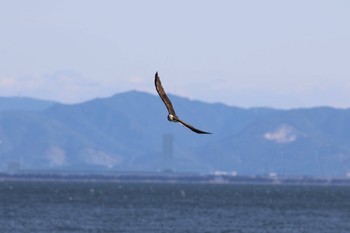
left=154, top=72, right=176, bottom=116
left=177, top=118, right=212, bottom=134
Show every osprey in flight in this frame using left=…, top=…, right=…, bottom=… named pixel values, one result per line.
left=154, top=72, right=212, bottom=134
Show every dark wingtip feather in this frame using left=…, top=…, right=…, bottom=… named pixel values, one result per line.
left=198, top=131, right=212, bottom=134
left=155, top=72, right=159, bottom=85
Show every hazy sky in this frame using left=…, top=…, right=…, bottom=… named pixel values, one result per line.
left=0, top=1, right=349, bottom=108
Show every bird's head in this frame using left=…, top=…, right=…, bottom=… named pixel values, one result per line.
left=167, top=114, right=176, bottom=122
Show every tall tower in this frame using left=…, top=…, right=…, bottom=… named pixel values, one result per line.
left=162, top=134, right=173, bottom=172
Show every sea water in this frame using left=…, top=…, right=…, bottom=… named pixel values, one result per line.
left=0, top=181, right=350, bottom=233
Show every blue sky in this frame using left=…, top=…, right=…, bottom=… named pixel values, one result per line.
left=0, top=0, right=349, bottom=108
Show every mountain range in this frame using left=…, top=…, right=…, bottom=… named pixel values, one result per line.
left=1, top=91, right=350, bottom=177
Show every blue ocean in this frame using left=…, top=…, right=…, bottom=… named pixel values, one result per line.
left=1, top=181, right=350, bottom=233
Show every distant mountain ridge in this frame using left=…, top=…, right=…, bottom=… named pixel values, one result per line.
left=0, top=91, right=350, bottom=177
left=0, top=96, right=55, bottom=111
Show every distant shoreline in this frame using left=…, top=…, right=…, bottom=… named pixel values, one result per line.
left=1, top=171, right=350, bottom=186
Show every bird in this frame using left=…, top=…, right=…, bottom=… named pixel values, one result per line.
left=154, top=72, right=212, bottom=134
